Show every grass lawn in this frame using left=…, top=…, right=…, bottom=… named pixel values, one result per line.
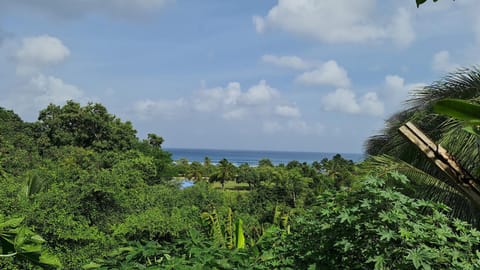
left=211, top=181, right=250, bottom=192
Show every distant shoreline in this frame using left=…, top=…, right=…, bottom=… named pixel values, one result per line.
left=165, top=148, right=364, bottom=166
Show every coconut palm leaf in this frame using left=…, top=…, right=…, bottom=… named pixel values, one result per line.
left=364, top=155, right=479, bottom=224
left=365, top=67, right=480, bottom=222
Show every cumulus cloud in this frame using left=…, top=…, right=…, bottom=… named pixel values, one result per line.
left=381, top=74, right=425, bottom=113
left=253, top=0, right=415, bottom=47
left=15, top=35, right=70, bottom=75
left=0, top=34, right=86, bottom=120
left=193, top=82, right=241, bottom=112
left=321, top=88, right=384, bottom=116
left=239, top=80, right=279, bottom=105
left=135, top=80, right=281, bottom=121
left=132, top=80, right=323, bottom=136
left=3, top=74, right=84, bottom=120
left=29, top=74, right=83, bottom=105
left=223, top=108, right=247, bottom=120
left=0, top=0, right=173, bottom=19
left=261, top=54, right=311, bottom=70
left=432, top=50, right=459, bottom=73
left=274, top=104, right=301, bottom=118
left=296, top=60, right=351, bottom=88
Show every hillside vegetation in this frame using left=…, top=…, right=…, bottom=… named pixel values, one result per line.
left=2, top=97, right=480, bottom=269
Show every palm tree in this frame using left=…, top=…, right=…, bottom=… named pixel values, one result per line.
left=365, top=67, right=480, bottom=223
left=209, top=158, right=235, bottom=190
left=187, top=161, right=203, bottom=181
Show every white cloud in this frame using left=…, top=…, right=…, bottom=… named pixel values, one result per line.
left=223, top=108, right=247, bottom=120
left=360, top=92, right=384, bottom=116
left=274, top=104, right=301, bottom=118
left=3, top=74, right=84, bottom=120
left=382, top=74, right=426, bottom=113
left=0, top=34, right=85, bottom=119
left=132, top=80, right=322, bottom=136
left=321, top=88, right=384, bottom=116
left=240, top=80, right=279, bottom=105
left=253, top=0, right=415, bottom=47
left=385, top=75, right=405, bottom=94
left=29, top=74, right=83, bottom=105
left=432, top=50, right=459, bottom=73
left=0, top=0, right=173, bottom=19
left=261, top=54, right=311, bottom=70
left=15, top=35, right=70, bottom=75
left=321, top=88, right=360, bottom=114
left=296, top=60, right=351, bottom=88
left=194, top=82, right=241, bottom=112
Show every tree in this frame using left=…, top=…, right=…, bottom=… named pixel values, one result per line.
left=209, top=159, right=235, bottom=190
left=282, top=168, right=312, bottom=207
left=37, top=100, right=137, bottom=151
left=236, top=163, right=259, bottom=189
left=147, top=133, right=164, bottom=148
left=258, top=158, right=273, bottom=167
left=203, top=157, right=214, bottom=177
left=288, top=173, right=480, bottom=269
left=187, top=161, right=204, bottom=181
left=320, top=154, right=355, bottom=189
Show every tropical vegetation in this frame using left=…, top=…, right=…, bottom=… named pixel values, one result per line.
left=3, top=68, right=480, bottom=268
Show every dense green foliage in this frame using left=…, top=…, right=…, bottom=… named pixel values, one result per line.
left=365, top=67, right=480, bottom=223
left=1, top=99, right=480, bottom=269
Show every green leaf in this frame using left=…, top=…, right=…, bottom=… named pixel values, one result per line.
left=433, top=98, right=480, bottom=121
left=39, top=252, right=62, bottom=268
left=367, top=255, right=385, bottom=270
left=378, top=229, right=396, bottom=241
left=235, top=218, right=245, bottom=249
left=0, top=217, right=24, bottom=230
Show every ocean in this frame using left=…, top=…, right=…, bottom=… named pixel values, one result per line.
left=165, top=148, right=364, bottom=166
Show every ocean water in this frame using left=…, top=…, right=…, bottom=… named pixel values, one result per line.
left=166, top=148, right=364, bottom=166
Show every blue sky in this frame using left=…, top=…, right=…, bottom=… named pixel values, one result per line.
left=0, top=0, right=479, bottom=153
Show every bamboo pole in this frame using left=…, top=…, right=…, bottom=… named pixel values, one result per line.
left=399, top=121, right=480, bottom=206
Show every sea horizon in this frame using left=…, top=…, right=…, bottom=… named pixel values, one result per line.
left=165, top=147, right=365, bottom=166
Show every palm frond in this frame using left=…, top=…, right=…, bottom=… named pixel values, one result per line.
left=364, top=155, right=479, bottom=225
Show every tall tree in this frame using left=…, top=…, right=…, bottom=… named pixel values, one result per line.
left=209, top=158, right=235, bottom=190
left=37, top=101, right=137, bottom=151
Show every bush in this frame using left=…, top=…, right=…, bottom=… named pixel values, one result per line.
left=288, top=173, right=480, bottom=269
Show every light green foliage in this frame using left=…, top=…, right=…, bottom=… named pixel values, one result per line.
left=5, top=100, right=479, bottom=270
left=434, top=98, right=480, bottom=136
left=365, top=67, right=480, bottom=222
left=236, top=163, right=260, bottom=189
left=187, top=161, right=204, bottom=181
left=113, top=206, right=199, bottom=241
left=209, top=158, right=236, bottom=190
left=37, top=101, right=137, bottom=151
left=288, top=173, right=480, bottom=269
left=0, top=215, right=61, bottom=269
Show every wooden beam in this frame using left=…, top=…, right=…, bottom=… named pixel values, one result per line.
left=399, top=121, right=480, bottom=207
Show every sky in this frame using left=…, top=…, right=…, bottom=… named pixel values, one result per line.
left=0, top=0, right=479, bottom=153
